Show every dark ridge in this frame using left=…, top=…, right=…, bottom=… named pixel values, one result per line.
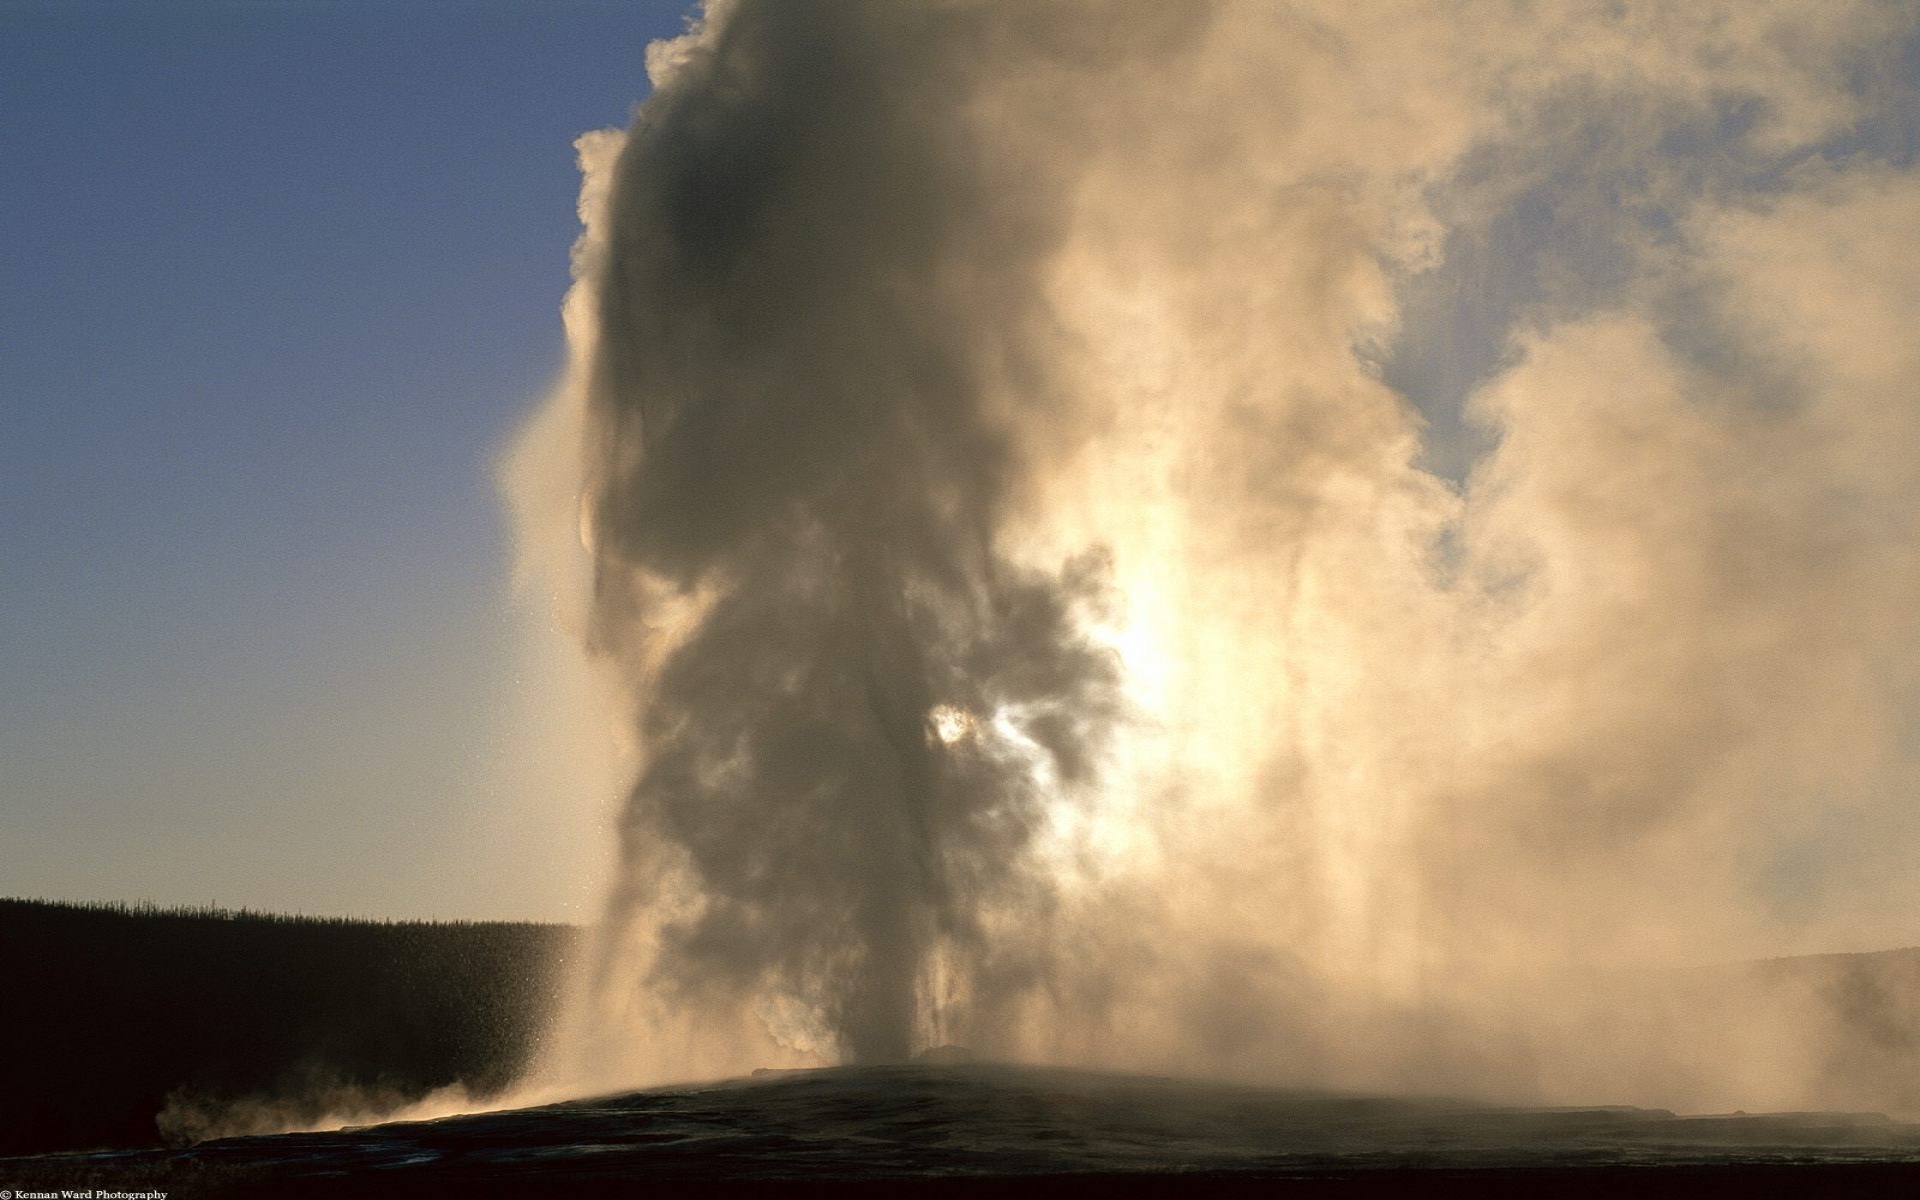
left=0, top=894, right=559, bottom=928
left=0, top=896, right=579, bottom=1156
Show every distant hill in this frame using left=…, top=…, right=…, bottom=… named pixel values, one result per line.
left=0, top=897, right=576, bottom=1155
left=1738, top=945, right=1920, bottom=1113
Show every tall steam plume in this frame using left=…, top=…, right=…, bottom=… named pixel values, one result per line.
left=510, top=0, right=1920, bottom=1107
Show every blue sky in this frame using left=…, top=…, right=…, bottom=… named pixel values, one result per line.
left=2, top=0, right=696, bottom=920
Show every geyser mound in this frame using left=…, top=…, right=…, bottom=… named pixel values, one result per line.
left=16, top=1063, right=1920, bottom=1191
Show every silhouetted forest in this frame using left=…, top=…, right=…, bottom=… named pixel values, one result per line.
left=0, top=898, right=575, bottom=1155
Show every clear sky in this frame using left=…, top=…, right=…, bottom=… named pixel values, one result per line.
left=2, top=0, right=697, bottom=921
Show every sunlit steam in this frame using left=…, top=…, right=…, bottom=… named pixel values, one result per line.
left=507, top=0, right=1920, bottom=1114
left=927, top=705, right=978, bottom=747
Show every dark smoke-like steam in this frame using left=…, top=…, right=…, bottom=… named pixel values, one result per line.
left=573, top=0, right=1164, bottom=1064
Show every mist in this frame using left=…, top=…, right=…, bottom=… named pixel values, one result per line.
left=506, top=0, right=1920, bottom=1114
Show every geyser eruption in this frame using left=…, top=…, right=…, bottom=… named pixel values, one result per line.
left=511, top=0, right=1920, bottom=1109
left=529, top=0, right=1143, bottom=1073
